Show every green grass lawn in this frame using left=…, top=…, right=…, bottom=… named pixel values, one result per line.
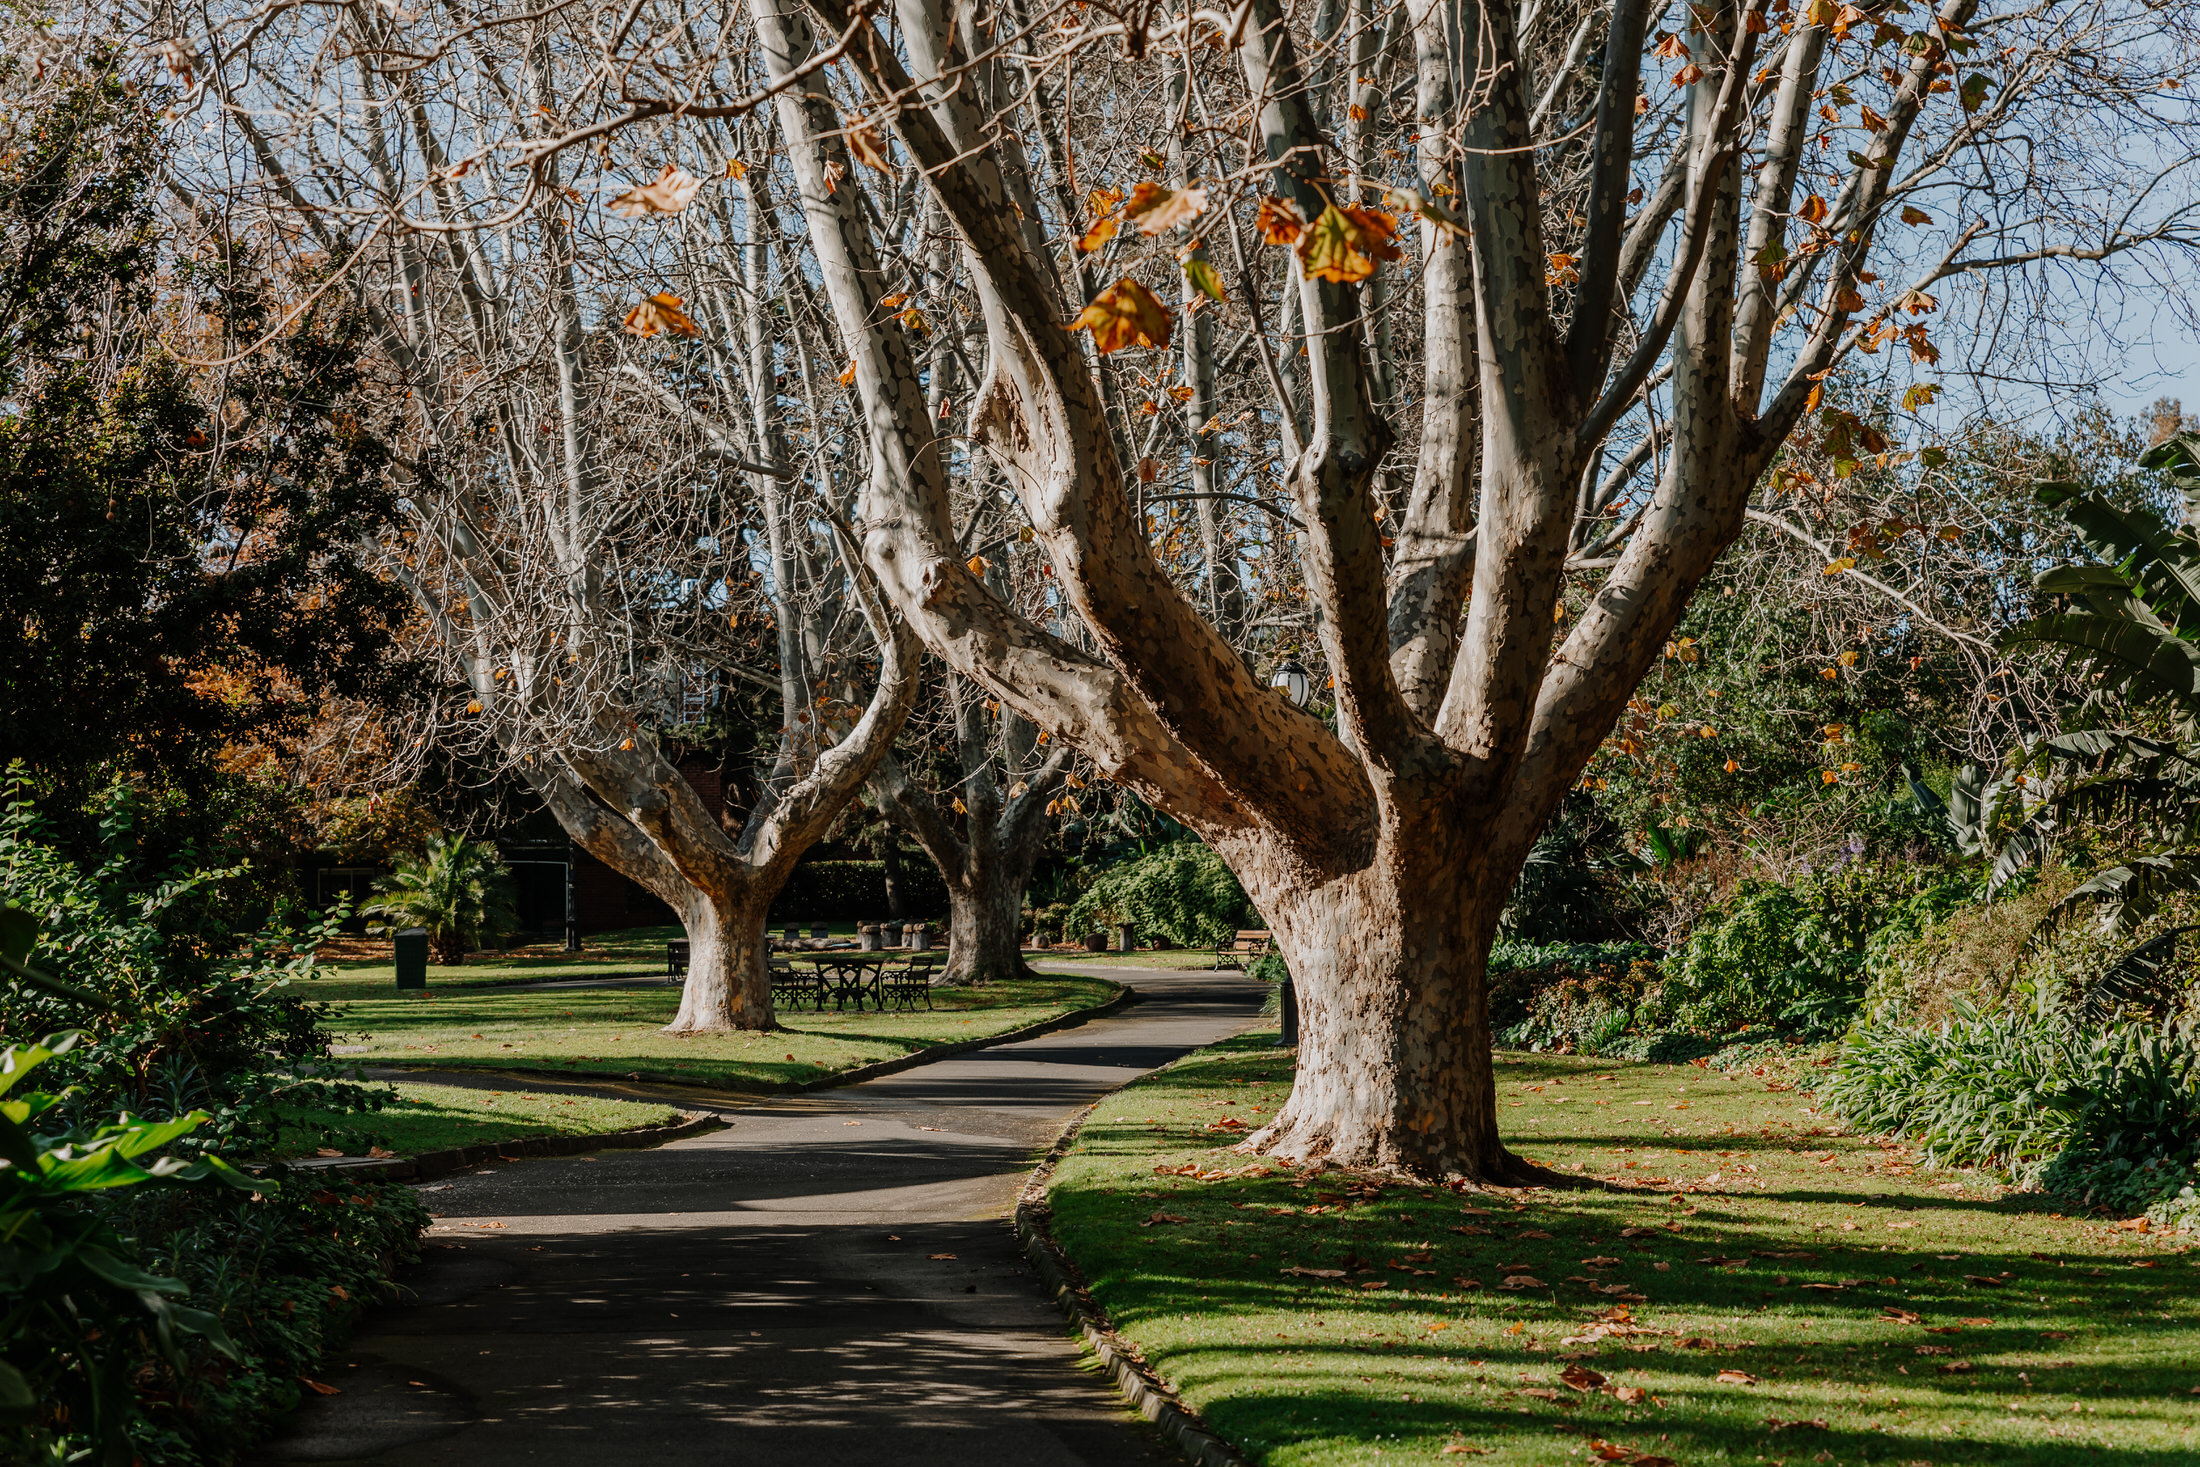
left=304, top=970, right=1120, bottom=1089
left=323, top=922, right=687, bottom=984
left=271, top=1081, right=684, bottom=1159
left=1045, top=1033, right=2200, bottom=1466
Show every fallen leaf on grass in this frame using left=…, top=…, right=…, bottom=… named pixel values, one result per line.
left=1497, top=1274, right=1547, bottom=1290
left=1453, top=1273, right=1485, bottom=1289
left=1439, top=1444, right=1491, bottom=1456
left=1517, top=1229, right=1555, bottom=1240
left=1280, top=1266, right=1346, bottom=1278
left=1937, top=1360, right=1974, bottom=1374
left=1879, top=1308, right=1922, bottom=1324
left=315, top=1148, right=343, bottom=1158
left=1958, top=1316, right=1994, bottom=1326
left=1716, top=1369, right=1759, bottom=1385
left=1142, top=1212, right=1187, bottom=1227
left=1962, top=1274, right=2005, bottom=1287
left=1765, top=1416, right=1829, bottom=1431
left=1560, top=1364, right=1608, bottom=1390
left=1516, top=1387, right=1567, bottom=1401
left=1916, top=1345, right=1953, bottom=1355
left=1612, top=1385, right=1649, bottom=1405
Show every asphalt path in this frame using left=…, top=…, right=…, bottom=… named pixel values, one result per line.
left=256, top=966, right=1264, bottom=1466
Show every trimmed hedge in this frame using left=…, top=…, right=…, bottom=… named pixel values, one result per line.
left=767, top=859, right=949, bottom=921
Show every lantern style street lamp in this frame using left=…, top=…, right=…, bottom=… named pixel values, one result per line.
left=1270, top=658, right=1311, bottom=707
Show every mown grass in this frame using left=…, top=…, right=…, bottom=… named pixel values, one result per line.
left=305, top=971, right=1121, bottom=1089
left=1045, top=1033, right=2200, bottom=1466
left=270, top=1081, right=683, bottom=1159
left=317, top=922, right=687, bottom=983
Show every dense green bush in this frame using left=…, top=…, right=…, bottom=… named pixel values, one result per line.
left=1649, top=865, right=1967, bottom=1036
left=0, top=776, right=375, bottom=1153
left=1065, top=842, right=1253, bottom=949
left=1825, top=1008, right=2200, bottom=1228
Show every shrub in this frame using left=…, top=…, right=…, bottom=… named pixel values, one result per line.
left=1650, top=865, right=1965, bottom=1036
left=1065, top=842, right=1253, bottom=949
left=1825, top=1008, right=2200, bottom=1227
left=0, top=777, right=376, bottom=1154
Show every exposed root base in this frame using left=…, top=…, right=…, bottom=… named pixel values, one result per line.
left=658, top=1019, right=777, bottom=1037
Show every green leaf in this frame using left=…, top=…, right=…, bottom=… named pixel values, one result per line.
left=0, top=1358, right=31, bottom=1411
left=75, top=1244, right=189, bottom=1297
left=1181, top=257, right=1227, bottom=304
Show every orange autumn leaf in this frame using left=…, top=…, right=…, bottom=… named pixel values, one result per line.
left=1078, top=186, right=1127, bottom=253
left=1546, top=252, right=1581, bottom=286
left=846, top=116, right=892, bottom=171
left=1901, top=204, right=1934, bottom=225
left=1799, top=193, right=1830, bottom=225
left=1123, top=181, right=1208, bottom=235
left=837, top=357, right=857, bottom=386
left=1296, top=204, right=1403, bottom=283
left=622, top=293, right=701, bottom=338
left=1256, top=195, right=1306, bottom=245
left=724, top=157, right=748, bottom=180
left=1137, top=457, right=1161, bottom=483
left=1069, top=277, right=1174, bottom=353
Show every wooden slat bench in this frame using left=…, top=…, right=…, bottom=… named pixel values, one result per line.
left=1213, top=929, right=1273, bottom=970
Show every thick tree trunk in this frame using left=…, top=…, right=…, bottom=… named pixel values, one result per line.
left=941, top=862, right=1033, bottom=986
left=663, top=885, right=775, bottom=1033
left=1237, top=829, right=1542, bottom=1183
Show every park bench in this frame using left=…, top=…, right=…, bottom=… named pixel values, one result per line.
left=667, top=939, right=689, bottom=980
left=1214, top=929, right=1273, bottom=970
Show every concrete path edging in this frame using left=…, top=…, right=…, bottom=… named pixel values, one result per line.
left=1015, top=1102, right=1252, bottom=1467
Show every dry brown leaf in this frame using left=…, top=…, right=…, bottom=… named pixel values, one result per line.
left=1123, top=181, right=1208, bottom=234
left=1143, top=1211, right=1187, bottom=1226
left=928, top=1252, right=958, bottom=1259
left=1256, top=195, right=1306, bottom=245
left=1496, top=1274, right=1547, bottom=1290
left=298, top=1378, right=341, bottom=1396
left=1559, top=1364, right=1608, bottom=1391
left=607, top=163, right=704, bottom=219
left=1280, top=1265, right=1345, bottom=1278
left=622, top=293, right=701, bottom=339
left=1069, top=278, right=1173, bottom=353
left=1612, top=1385, right=1649, bottom=1405
left=1715, top=1369, right=1758, bottom=1385
left=846, top=117, right=892, bottom=170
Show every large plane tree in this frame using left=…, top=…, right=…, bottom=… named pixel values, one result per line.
left=142, top=0, right=2200, bottom=1171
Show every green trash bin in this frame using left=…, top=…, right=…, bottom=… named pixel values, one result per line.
left=394, top=928, right=428, bottom=990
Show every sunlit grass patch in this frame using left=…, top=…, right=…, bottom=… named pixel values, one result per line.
left=1046, top=1035, right=2200, bottom=1465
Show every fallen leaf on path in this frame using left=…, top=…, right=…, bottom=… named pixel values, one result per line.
left=928, top=1252, right=958, bottom=1259
left=1716, top=1369, right=1758, bottom=1385
left=298, top=1379, right=340, bottom=1395
left=315, top=1148, right=342, bottom=1158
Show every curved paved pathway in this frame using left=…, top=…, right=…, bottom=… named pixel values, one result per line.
left=258, top=967, right=1262, bottom=1466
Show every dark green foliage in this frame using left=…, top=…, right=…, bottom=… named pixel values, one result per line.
left=768, top=858, right=949, bottom=921
left=0, top=775, right=374, bottom=1154
left=1650, top=865, right=1968, bottom=1035
left=0, top=74, right=407, bottom=862
left=1065, top=841, right=1254, bottom=949
left=0, top=1036, right=252, bottom=1465
left=1825, top=1009, right=2200, bottom=1225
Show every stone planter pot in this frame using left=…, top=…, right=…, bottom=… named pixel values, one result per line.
left=858, top=923, right=881, bottom=951
left=1084, top=931, right=1107, bottom=953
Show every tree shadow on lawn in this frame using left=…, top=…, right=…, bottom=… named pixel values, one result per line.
left=1046, top=1038, right=2197, bottom=1464
left=1047, top=1179, right=2197, bottom=1465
